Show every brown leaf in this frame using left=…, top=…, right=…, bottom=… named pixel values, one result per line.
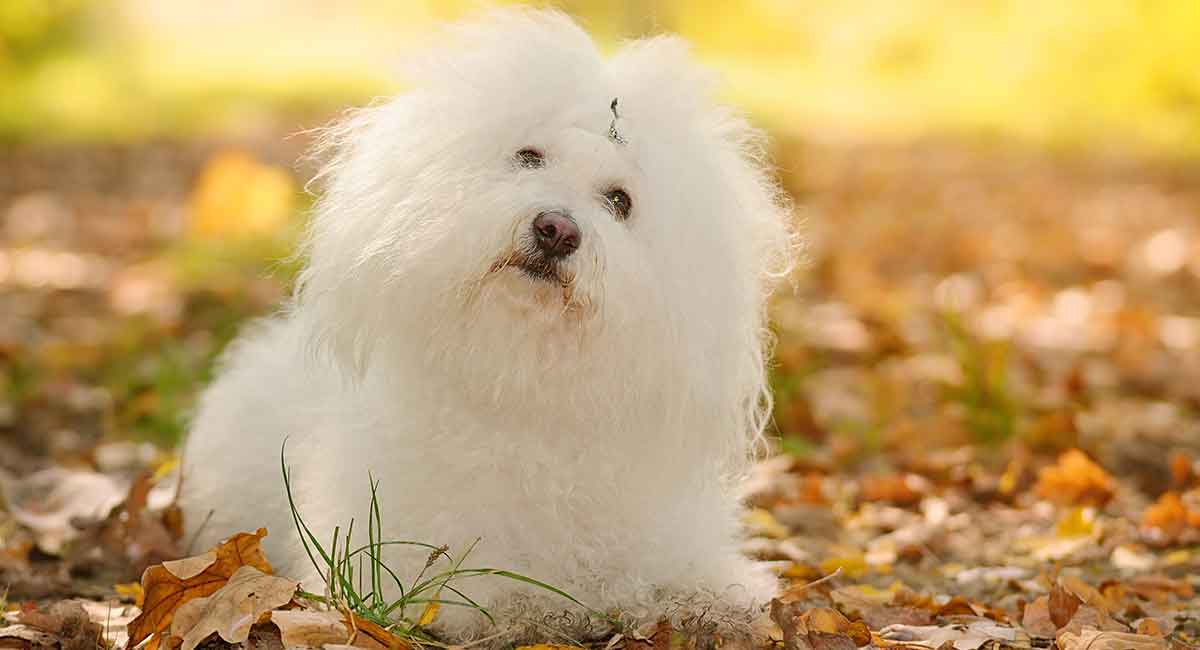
left=843, top=620, right=870, bottom=647
left=343, top=612, right=412, bottom=650
left=804, top=632, right=856, bottom=650
left=771, top=603, right=863, bottom=650
left=1134, top=617, right=1174, bottom=637
left=878, top=620, right=1025, bottom=649
left=798, top=608, right=850, bottom=634
left=93, top=473, right=182, bottom=574
left=1048, top=583, right=1082, bottom=628
left=1020, top=596, right=1057, bottom=638
left=1035, top=449, right=1115, bottom=507
left=1169, top=451, right=1194, bottom=488
left=831, top=585, right=933, bottom=628
left=271, top=610, right=354, bottom=648
left=770, top=598, right=807, bottom=650
left=859, top=473, right=928, bottom=506
left=1127, top=575, right=1195, bottom=602
left=1059, top=605, right=1126, bottom=635
left=2, top=467, right=129, bottom=554
left=1056, top=629, right=1166, bottom=650
left=1059, top=576, right=1114, bottom=614
left=15, top=601, right=103, bottom=650
left=1140, top=492, right=1197, bottom=546
left=124, top=528, right=273, bottom=650
left=0, top=624, right=60, bottom=648
left=168, top=566, right=298, bottom=650
left=934, top=595, right=979, bottom=618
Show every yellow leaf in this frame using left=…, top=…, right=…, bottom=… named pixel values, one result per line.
left=1163, top=549, right=1191, bottom=565
left=743, top=508, right=789, bottom=539
left=1056, top=507, right=1097, bottom=538
left=152, top=455, right=181, bottom=483
left=998, top=456, right=1023, bottom=494
left=417, top=601, right=439, bottom=627
left=189, top=150, right=295, bottom=239
left=819, top=553, right=869, bottom=579
left=115, top=582, right=144, bottom=606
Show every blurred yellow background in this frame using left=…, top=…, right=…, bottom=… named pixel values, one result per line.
left=4, top=0, right=1200, bottom=154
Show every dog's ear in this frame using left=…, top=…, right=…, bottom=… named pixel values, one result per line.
left=293, top=103, right=412, bottom=379
left=612, top=35, right=800, bottom=287
left=612, top=35, right=802, bottom=468
left=293, top=246, right=383, bottom=380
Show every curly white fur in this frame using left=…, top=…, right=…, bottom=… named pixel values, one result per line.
left=180, top=9, right=796, bottom=643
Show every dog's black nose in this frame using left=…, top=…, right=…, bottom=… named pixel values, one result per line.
left=532, top=210, right=580, bottom=258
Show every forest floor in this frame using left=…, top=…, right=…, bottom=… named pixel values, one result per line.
left=1, top=131, right=1198, bottom=649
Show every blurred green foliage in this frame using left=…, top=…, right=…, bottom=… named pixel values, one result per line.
left=942, top=313, right=1020, bottom=446
left=0, top=0, right=93, bottom=62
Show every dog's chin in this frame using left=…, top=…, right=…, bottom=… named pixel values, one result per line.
left=515, top=259, right=569, bottom=286
left=484, top=253, right=590, bottom=318
left=489, top=252, right=570, bottom=287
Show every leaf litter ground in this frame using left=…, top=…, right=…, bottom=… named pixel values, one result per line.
left=1, top=133, right=1199, bottom=648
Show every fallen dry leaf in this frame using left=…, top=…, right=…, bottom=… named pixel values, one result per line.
left=1127, top=574, right=1195, bottom=602
left=1056, top=628, right=1167, bottom=650
left=271, top=610, right=354, bottom=648
left=76, top=472, right=182, bottom=579
left=14, top=600, right=103, bottom=649
left=343, top=611, right=411, bottom=650
left=1111, top=544, right=1157, bottom=571
left=1035, top=449, right=1115, bottom=507
left=168, top=565, right=298, bottom=650
left=744, top=508, right=790, bottom=539
left=0, top=623, right=60, bottom=647
left=1134, top=617, right=1174, bottom=637
left=1048, top=583, right=1082, bottom=629
left=803, top=632, right=856, bottom=650
left=859, top=473, right=929, bottom=506
left=1055, top=507, right=1098, bottom=538
left=1058, top=604, right=1127, bottom=635
left=1, top=468, right=129, bottom=554
left=1021, top=596, right=1057, bottom=638
left=830, top=585, right=933, bottom=628
left=769, top=600, right=867, bottom=650
left=1140, top=491, right=1200, bottom=546
left=1169, top=452, right=1194, bottom=488
left=124, top=528, right=273, bottom=650
left=878, top=619, right=1026, bottom=649
left=78, top=601, right=141, bottom=649
left=416, top=601, right=439, bottom=627
left=1058, top=575, right=1115, bottom=615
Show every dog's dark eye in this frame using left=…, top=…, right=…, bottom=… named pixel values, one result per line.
left=603, top=188, right=632, bottom=221
left=514, top=148, right=544, bottom=169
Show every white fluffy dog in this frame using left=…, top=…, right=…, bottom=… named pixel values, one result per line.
left=181, top=9, right=795, bottom=642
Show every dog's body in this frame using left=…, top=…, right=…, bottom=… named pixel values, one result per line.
left=181, top=10, right=794, bottom=641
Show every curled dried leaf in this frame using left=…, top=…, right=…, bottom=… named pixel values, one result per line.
left=169, top=566, right=298, bottom=650
left=124, top=528, right=272, bottom=650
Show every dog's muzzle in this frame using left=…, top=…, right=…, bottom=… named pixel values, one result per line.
left=490, top=210, right=579, bottom=285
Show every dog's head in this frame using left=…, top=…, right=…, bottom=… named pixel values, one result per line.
left=297, top=10, right=796, bottom=457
